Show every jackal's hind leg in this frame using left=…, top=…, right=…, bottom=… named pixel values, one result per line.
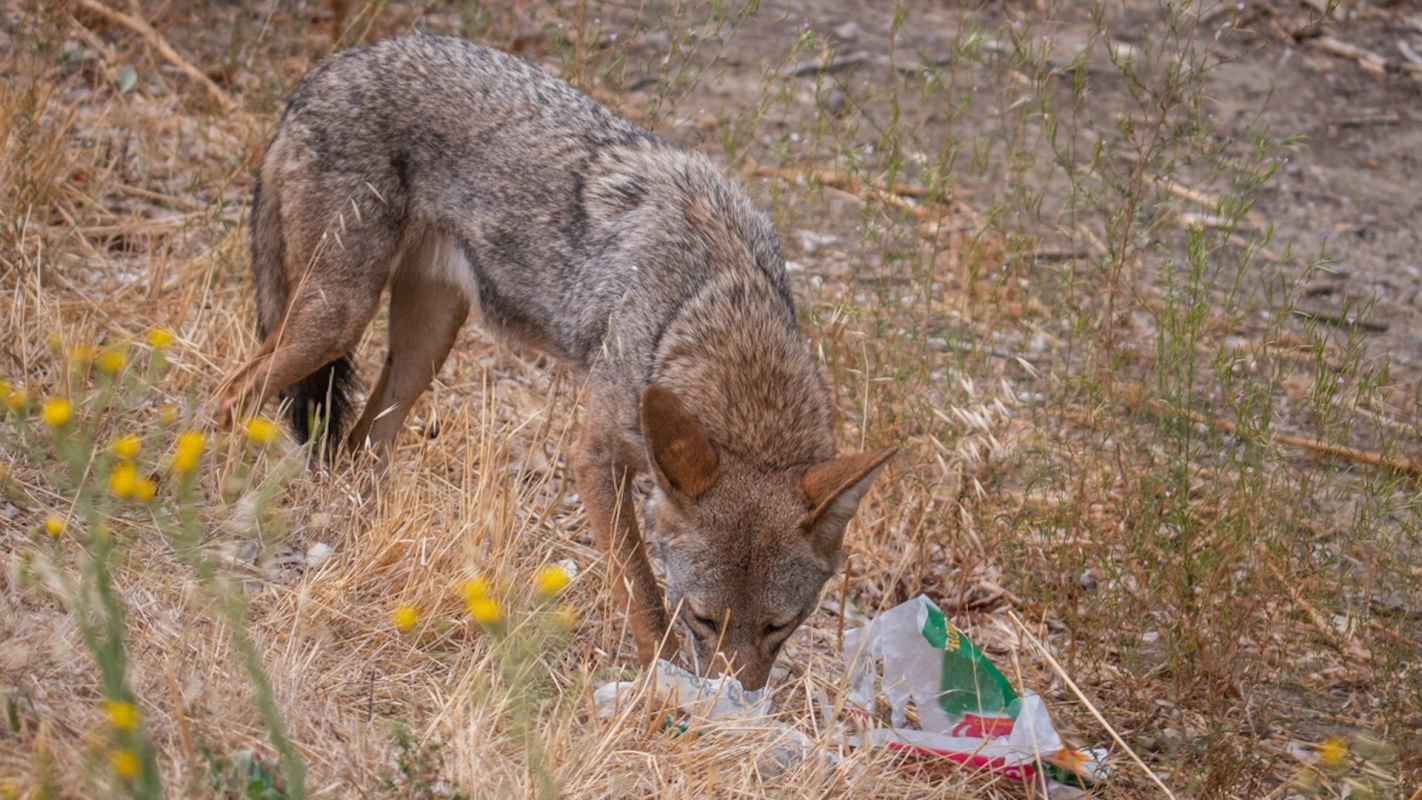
left=348, top=243, right=470, bottom=454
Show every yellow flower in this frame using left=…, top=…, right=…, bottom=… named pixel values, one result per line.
left=393, top=605, right=420, bottom=632
left=5, top=388, right=27, bottom=412
left=110, top=461, right=139, bottom=499
left=146, top=328, right=175, bottom=348
left=105, top=700, right=141, bottom=731
left=42, top=397, right=72, bottom=428
left=244, top=417, right=279, bottom=446
left=158, top=405, right=178, bottom=425
left=96, top=348, right=127, bottom=375
left=70, top=345, right=96, bottom=367
left=461, top=578, right=491, bottom=603
left=109, top=748, right=142, bottom=780
left=43, top=515, right=66, bottom=537
left=535, top=564, right=573, bottom=597
left=172, top=431, right=205, bottom=474
left=467, top=596, right=502, bottom=626
left=112, top=434, right=142, bottom=460
left=1317, top=737, right=1348, bottom=768
left=133, top=477, right=157, bottom=504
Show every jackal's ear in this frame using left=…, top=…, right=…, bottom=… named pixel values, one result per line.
left=641, top=384, right=720, bottom=500
left=801, top=448, right=897, bottom=556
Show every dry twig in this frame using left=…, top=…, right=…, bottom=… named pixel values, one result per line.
left=1008, top=611, right=1179, bottom=800
left=1311, top=36, right=1388, bottom=74
left=1131, top=389, right=1422, bottom=479
left=748, top=162, right=957, bottom=222
left=74, top=0, right=246, bottom=117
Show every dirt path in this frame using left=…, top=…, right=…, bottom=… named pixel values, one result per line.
left=608, top=0, right=1422, bottom=387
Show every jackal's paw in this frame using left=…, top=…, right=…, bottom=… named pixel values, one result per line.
left=211, top=392, right=240, bottom=432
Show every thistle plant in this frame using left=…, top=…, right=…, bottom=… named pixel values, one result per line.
left=4, top=333, right=307, bottom=798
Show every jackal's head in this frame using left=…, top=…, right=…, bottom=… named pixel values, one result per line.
left=640, top=384, right=894, bottom=691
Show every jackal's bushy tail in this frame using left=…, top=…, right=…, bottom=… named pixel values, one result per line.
left=251, top=174, right=358, bottom=450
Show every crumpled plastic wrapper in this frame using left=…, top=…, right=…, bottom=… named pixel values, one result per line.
left=594, top=659, right=830, bottom=775
left=593, top=596, right=1105, bottom=787
left=845, top=594, right=1107, bottom=786
left=594, top=658, right=770, bottom=720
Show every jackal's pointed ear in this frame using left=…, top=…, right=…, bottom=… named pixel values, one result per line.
left=641, top=384, right=720, bottom=500
left=801, top=447, right=897, bottom=556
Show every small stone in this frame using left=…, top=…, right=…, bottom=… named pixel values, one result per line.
left=306, top=542, right=334, bottom=568
left=832, top=21, right=861, bottom=42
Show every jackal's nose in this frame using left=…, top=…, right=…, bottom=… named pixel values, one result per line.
left=699, top=647, right=771, bottom=692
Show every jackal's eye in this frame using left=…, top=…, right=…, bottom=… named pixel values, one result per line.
left=682, top=607, right=719, bottom=636
left=763, top=620, right=792, bottom=638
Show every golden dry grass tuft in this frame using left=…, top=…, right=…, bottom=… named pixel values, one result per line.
left=2, top=1, right=1420, bottom=798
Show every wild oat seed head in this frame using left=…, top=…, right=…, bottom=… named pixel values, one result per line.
left=394, top=605, right=420, bottom=632
left=113, top=434, right=142, bottom=460
left=109, top=749, right=141, bottom=780
left=146, top=328, right=175, bottom=348
left=535, top=564, right=573, bottom=597
left=42, top=397, right=72, bottom=427
left=105, top=700, right=141, bottom=731
left=43, top=515, right=66, bottom=537
left=245, top=416, right=279, bottom=446
left=172, top=431, right=205, bottom=473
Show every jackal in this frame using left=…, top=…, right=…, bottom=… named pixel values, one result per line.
left=217, top=35, right=893, bottom=690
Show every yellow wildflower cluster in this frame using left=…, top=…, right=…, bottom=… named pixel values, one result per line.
left=109, top=749, right=142, bottom=780
left=42, top=397, right=72, bottom=428
left=95, top=347, right=127, bottom=375
left=534, top=564, right=573, bottom=597
left=4, top=384, right=27, bottom=412
left=145, top=328, right=175, bottom=349
left=112, top=434, right=141, bottom=460
left=109, top=460, right=156, bottom=503
left=393, top=605, right=420, bottom=632
left=245, top=417, right=279, bottom=446
left=1317, top=737, right=1348, bottom=768
left=462, top=578, right=502, bottom=625
left=172, top=431, right=205, bottom=474
left=43, top=515, right=66, bottom=538
left=105, top=700, right=141, bottom=731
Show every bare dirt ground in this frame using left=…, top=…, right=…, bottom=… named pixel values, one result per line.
left=662, top=0, right=1422, bottom=382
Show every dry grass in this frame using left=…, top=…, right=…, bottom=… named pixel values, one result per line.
left=2, top=1, right=1419, bottom=798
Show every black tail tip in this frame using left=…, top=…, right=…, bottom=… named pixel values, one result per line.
left=281, top=355, right=358, bottom=460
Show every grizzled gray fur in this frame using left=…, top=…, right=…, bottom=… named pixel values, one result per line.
left=218, top=35, right=893, bottom=690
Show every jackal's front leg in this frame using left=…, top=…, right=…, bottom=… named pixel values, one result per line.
left=573, top=425, right=678, bottom=667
